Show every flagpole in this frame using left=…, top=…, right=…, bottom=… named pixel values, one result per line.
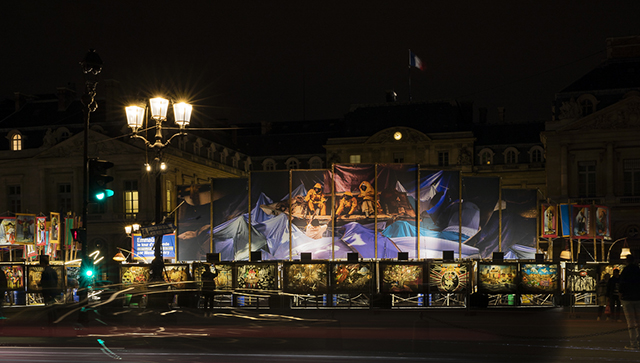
left=408, top=49, right=412, bottom=102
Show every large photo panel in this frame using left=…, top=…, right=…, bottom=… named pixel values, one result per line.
left=250, top=171, right=289, bottom=260
left=333, top=164, right=386, bottom=259
left=208, top=178, right=254, bottom=261
left=290, top=170, right=334, bottom=260
left=177, top=184, right=213, bottom=261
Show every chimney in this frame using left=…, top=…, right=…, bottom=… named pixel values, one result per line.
left=385, top=90, right=397, bottom=103
left=607, top=36, right=640, bottom=59
left=497, top=107, right=506, bottom=123
left=478, top=107, right=488, bottom=124
left=14, top=92, right=27, bottom=112
left=57, top=87, right=75, bottom=111
left=261, top=121, right=272, bottom=135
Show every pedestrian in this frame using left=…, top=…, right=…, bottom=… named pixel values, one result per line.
left=39, top=255, right=59, bottom=325
left=0, top=268, right=7, bottom=319
left=620, top=254, right=640, bottom=350
left=607, top=268, right=622, bottom=322
left=39, top=256, right=59, bottom=306
left=596, top=273, right=610, bottom=321
left=201, top=264, right=218, bottom=310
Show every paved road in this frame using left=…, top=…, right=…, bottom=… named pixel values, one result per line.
left=0, top=304, right=637, bottom=363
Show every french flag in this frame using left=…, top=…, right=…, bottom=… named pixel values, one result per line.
left=409, top=50, right=424, bottom=70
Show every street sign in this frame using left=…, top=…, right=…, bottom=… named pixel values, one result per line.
left=139, top=223, right=176, bottom=238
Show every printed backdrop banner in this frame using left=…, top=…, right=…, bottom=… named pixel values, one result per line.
left=211, top=178, right=254, bottom=261
left=175, top=165, right=540, bottom=262
left=177, top=184, right=213, bottom=261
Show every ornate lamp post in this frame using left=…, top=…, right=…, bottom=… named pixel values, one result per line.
left=125, top=98, right=192, bottom=278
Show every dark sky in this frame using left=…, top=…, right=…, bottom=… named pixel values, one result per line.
left=3, top=1, right=640, bottom=125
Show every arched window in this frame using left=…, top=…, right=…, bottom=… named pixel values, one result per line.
left=263, top=159, right=276, bottom=171
left=285, top=157, right=299, bottom=170
left=11, top=133, right=22, bottom=151
left=504, top=147, right=518, bottom=164
left=479, top=148, right=493, bottom=165
left=577, top=94, right=598, bottom=117
left=529, top=146, right=544, bottom=163
left=309, top=156, right=323, bottom=169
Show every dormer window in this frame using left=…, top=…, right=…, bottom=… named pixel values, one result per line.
left=11, top=133, right=22, bottom=151
left=577, top=94, right=598, bottom=117
left=479, top=148, right=494, bottom=165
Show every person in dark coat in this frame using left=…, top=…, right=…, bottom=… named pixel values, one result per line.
left=0, top=268, right=7, bottom=318
left=39, top=256, right=59, bottom=306
left=39, top=256, right=59, bottom=325
left=201, top=264, right=218, bottom=310
left=607, top=268, right=622, bottom=322
left=620, top=254, right=640, bottom=350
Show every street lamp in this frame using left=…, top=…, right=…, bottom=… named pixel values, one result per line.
left=125, top=97, right=192, bottom=279
left=606, top=237, right=630, bottom=261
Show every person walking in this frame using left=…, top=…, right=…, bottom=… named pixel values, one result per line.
left=620, top=254, right=640, bottom=350
left=39, top=255, right=59, bottom=325
left=201, top=264, right=218, bottom=310
left=0, top=268, right=7, bottom=319
left=596, top=273, right=610, bottom=321
left=607, top=268, right=622, bottom=322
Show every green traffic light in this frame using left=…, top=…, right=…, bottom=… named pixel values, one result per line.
left=85, top=269, right=94, bottom=277
left=96, top=192, right=105, bottom=200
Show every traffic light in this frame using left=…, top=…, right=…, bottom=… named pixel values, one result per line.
left=71, top=228, right=86, bottom=244
left=88, top=158, right=114, bottom=202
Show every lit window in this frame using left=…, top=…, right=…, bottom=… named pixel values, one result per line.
left=124, top=180, right=139, bottom=219
left=11, top=134, right=22, bottom=151
left=166, top=180, right=172, bottom=212
left=350, top=155, right=361, bottom=163
left=480, top=150, right=493, bottom=165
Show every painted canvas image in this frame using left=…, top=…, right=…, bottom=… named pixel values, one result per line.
left=236, top=263, right=278, bottom=290
left=49, top=212, right=60, bottom=244
left=565, top=263, right=598, bottom=292
left=429, top=263, right=470, bottom=293
left=331, top=262, right=373, bottom=293
left=163, top=264, right=191, bottom=289
left=36, top=216, right=47, bottom=246
left=120, top=265, right=150, bottom=286
left=595, top=206, right=610, bottom=238
left=283, top=263, right=329, bottom=294
left=600, top=264, right=626, bottom=281
left=380, top=263, right=424, bottom=293
left=477, top=263, right=518, bottom=294
left=0, top=217, right=17, bottom=245
left=519, top=263, right=559, bottom=294
left=572, top=205, right=592, bottom=239
left=27, top=265, right=64, bottom=292
left=541, top=204, right=557, bottom=238
left=194, top=263, right=233, bottom=290
left=15, top=214, right=36, bottom=244
left=1, top=264, right=24, bottom=290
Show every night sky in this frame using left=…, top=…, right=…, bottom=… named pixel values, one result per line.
left=3, top=1, right=640, bottom=125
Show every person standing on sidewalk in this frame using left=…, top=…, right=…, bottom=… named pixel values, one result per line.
left=620, top=254, right=640, bottom=350
left=201, top=264, right=218, bottom=310
left=607, top=268, right=622, bottom=322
